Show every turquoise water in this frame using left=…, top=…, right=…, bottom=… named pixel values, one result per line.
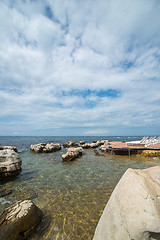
left=0, top=136, right=160, bottom=240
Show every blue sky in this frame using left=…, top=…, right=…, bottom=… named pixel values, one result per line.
left=0, top=0, right=160, bottom=136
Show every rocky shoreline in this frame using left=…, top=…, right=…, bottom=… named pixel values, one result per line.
left=0, top=137, right=160, bottom=239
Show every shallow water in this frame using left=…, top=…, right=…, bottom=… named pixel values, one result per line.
left=0, top=136, right=160, bottom=239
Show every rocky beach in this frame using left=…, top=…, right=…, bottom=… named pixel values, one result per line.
left=0, top=136, right=160, bottom=240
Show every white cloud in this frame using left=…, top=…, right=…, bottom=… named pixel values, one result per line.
left=84, top=129, right=110, bottom=136
left=0, top=0, right=160, bottom=135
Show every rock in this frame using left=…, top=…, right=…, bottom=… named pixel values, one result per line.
left=138, top=150, right=160, bottom=157
left=0, top=188, right=12, bottom=198
left=93, top=166, right=160, bottom=240
left=79, top=141, right=85, bottom=145
left=99, top=144, right=109, bottom=152
left=30, top=143, right=61, bottom=153
left=62, top=147, right=83, bottom=162
left=0, top=150, right=22, bottom=180
left=0, top=200, right=43, bottom=240
left=63, top=141, right=79, bottom=148
left=82, top=142, right=99, bottom=148
left=94, top=150, right=100, bottom=156
left=0, top=146, right=18, bottom=152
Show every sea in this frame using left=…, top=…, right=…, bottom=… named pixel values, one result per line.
left=0, top=136, right=160, bottom=240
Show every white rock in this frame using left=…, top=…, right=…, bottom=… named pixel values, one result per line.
left=62, top=147, right=83, bottom=162
left=0, top=149, right=22, bottom=179
left=93, top=166, right=160, bottom=240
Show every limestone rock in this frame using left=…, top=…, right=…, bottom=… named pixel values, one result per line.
left=82, top=142, right=99, bottom=148
left=62, top=147, right=83, bottom=162
left=0, top=150, right=22, bottom=180
left=93, top=166, right=160, bottom=240
left=99, top=144, right=109, bottom=152
left=0, top=146, right=18, bottom=152
left=30, top=143, right=61, bottom=153
left=138, top=150, right=160, bottom=157
left=63, top=141, right=79, bottom=148
left=0, top=200, right=43, bottom=240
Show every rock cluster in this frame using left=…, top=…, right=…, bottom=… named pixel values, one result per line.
left=79, top=141, right=85, bottom=145
left=0, top=146, right=18, bottom=152
left=0, top=149, right=22, bottom=180
left=62, top=147, right=83, bottom=162
left=63, top=141, right=79, bottom=148
left=0, top=200, right=43, bottom=240
left=99, top=144, right=109, bottom=152
left=138, top=150, right=160, bottom=157
left=93, top=166, right=160, bottom=240
left=82, top=140, right=105, bottom=149
left=30, top=143, right=61, bottom=153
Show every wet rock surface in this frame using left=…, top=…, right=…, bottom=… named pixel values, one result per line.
left=0, top=200, right=43, bottom=240
left=93, top=166, right=160, bottom=240
left=30, top=143, right=61, bottom=153
left=0, top=149, right=22, bottom=180
left=0, top=188, right=12, bottom=198
left=62, top=147, right=83, bottom=162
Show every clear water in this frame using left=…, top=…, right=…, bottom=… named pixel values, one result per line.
left=0, top=136, right=160, bottom=240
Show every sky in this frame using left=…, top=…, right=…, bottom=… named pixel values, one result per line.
left=0, top=0, right=160, bottom=136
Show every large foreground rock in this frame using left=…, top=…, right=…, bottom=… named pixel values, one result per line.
left=93, top=166, right=160, bottom=240
left=0, top=146, right=18, bottom=152
left=30, top=143, right=61, bottom=153
left=0, top=150, right=22, bottom=180
left=0, top=200, right=43, bottom=240
left=62, top=147, right=83, bottom=162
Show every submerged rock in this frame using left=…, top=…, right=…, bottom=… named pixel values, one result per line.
left=0, top=200, right=43, bottom=240
left=93, top=166, right=160, bottom=240
left=0, top=146, right=18, bottom=152
left=0, top=188, right=12, bottom=198
left=62, top=147, right=83, bottom=162
left=94, top=150, right=100, bottom=156
left=0, top=149, right=22, bottom=180
left=63, top=141, right=79, bottom=148
left=30, top=143, right=61, bottom=153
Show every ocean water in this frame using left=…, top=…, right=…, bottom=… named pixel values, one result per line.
left=0, top=136, right=160, bottom=240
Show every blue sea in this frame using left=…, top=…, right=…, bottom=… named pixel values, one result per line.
left=0, top=136, right=159, bottom=240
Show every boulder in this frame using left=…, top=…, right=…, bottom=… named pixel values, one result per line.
left=0, top=200, right=43, bottom=240
left=0, top=146, right=18, bottom=152
left=0, top=150, right=22, bottom=180
left=138, top=150, right=160, bottom=157
left=30, top=143, right=61, bottom=153
left=93, top=166, right=160, bottom=240
left=99, top=144, right=109, bottom=152
left=62, top=147, right=83, bottom=162
left=79, top=141, right=85, bottom=145
left=82, top=142, right=99, bottom=148
left=63, top=141, right=79, bottom=148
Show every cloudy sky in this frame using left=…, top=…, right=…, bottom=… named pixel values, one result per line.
left=0, top=0, right=160, bottom=136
